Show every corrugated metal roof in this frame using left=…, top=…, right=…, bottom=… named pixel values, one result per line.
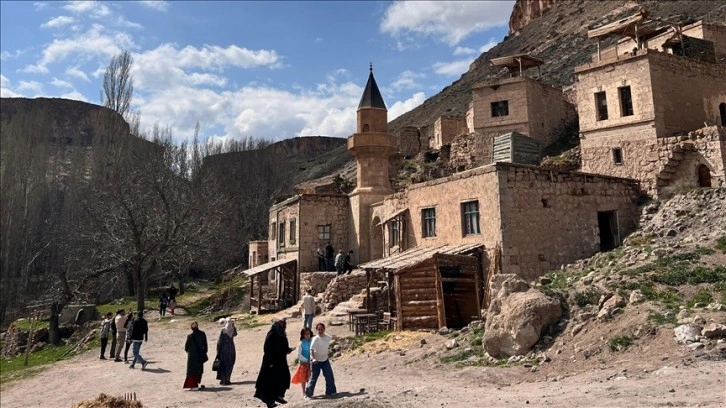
left=359, top=243, right=483, bottom=272
left=239, top=258, right=296, bottom=277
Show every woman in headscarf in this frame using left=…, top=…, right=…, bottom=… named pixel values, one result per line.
left=216, top=318, right=237, bottom=385
left=254, top=319, right=294, bottom=408
left=183, top=321, right=208, bottom=390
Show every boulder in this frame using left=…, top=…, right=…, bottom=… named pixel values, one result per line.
left=674, top=324, right=702, bottom=344
left=701, top=323, right=726, bottom=339
left=483, top=275, right=562, bottom=358
left=597, top=294, right=626, bottom=320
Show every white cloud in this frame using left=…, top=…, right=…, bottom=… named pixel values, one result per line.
left=380, top=1, right=513, bottom=46
left=388, top=92, right=426, bottom=120
left=41, top=16, right=75, bottom=29
left=480, top=38, right=499, bottom=53
left=138, top=1, right=169, bottom=12
left=22, top=24, right=135, bottom=74
left=17, top=80, right=44, bottom=94
left=454, top=46, right=477, bottom=56
left=60, top=90, right=88, bottom=101
left=0, top=74, right=9, bottom=88
left=50, top=77, right=74, bottom=88
left=1, top=49, right=25, bottom=61
left=63, top=1, right=110, bottom=18
left=65, top=66, right=90, bottom=81
left=433, top=58, right=474, bottom=76
left=390, top=70, right=424, bottom=91
left=33, top=2, right=48, bottom=11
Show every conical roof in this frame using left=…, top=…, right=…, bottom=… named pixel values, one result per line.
left=357, top=66, right=386, bottom=110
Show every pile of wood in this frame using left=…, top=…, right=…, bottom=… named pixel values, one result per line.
left=71, top=393, right=142, bottom=408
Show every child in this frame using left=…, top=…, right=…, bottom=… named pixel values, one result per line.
left=159, top=293, right=168, bottom=318
left=169, top=298, right=177, bottom=316
left=99, top=312, right=113, bottom=359
left=290, top=327, right=312, bottom=397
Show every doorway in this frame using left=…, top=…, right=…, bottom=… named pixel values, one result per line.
left=720, top=102, right=726, bottom=126
left=697, top=164, right=712, bottom=187
left=597, top=211, right=619, bottom=252
left=370, top=217, right=383, bottom=261
left=440, top=265, right=478, bottom=329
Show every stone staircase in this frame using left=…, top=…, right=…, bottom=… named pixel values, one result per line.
left=655, top=142, right=693, bottom=189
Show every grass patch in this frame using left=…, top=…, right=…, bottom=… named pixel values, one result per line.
left=185, top=286, right=247, bottom=316
left=652, top=265, right=726, bottom=286
left=10, top=318, right=50, bottom=332
left=686, top=288, right=714, bottom=308
left=608, top=335, right=633, bottom=352
left=717, top=236, right=726, bottom=254
left=348, top=331, right=391, bottom=351
left=714, top=282, right=726, bottom=304
left=439, top=345, right=485, bottom=365
left=647, top=310, right=677, bottom=325
left=0, top=343, right=76, bottom=384
left=541, top=268, right=590, bottom=290
left=97, top=299, right=138, bottom=316
left=574, top=288, right=602, bottom=308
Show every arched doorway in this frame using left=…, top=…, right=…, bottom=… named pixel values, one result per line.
left=697, top=164, right=711, bottom=188
left=720, top=103, right=726, bottom=126
left=370, top=217, right=383, bottom=261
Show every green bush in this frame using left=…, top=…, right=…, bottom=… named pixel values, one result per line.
left=647, top=310, right=677, bottom=325
left=574, top=288, right=602, bottom=308
left=686, top=288, right=713, bottom=308
left=717, top=236, right=726, bottom=254
left=608, top=335, right=633, bottom=352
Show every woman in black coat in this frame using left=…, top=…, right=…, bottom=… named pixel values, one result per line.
left=254, top=319, right=294, bottom=407
left=183, top=321, right=208, bottom=390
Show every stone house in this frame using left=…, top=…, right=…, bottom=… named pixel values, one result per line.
left=576, top=20, right=726, bottom=196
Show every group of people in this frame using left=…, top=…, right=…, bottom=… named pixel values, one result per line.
left=316, top=243, right=355, bottom=275
left=159, top=285, right=178, bottom=318
left=183, top=317, right=238, bottom=390
left=254, top=320, right=338, bottom=407
left=99, top=308, right=149, bottom=369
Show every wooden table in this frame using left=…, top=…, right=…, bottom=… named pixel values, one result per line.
left=347, top=308, right=368, bottom=331
left=353, top=313, right=379, bottom=336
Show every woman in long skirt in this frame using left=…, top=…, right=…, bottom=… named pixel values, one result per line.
left=183, top=321, right=208, bottom=390
left=254, top=319, right=294, bottom=408
left=216, top=318, right=237, bottom=385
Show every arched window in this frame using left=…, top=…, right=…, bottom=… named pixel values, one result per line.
left=719, top=102, right=726, bottom=126
left=697, top=164, right=711, bottom=188
left=362, top=124, right=370, bottom=132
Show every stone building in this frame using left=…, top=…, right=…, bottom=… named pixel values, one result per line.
left=432, top=115, right=467, bottom=150
left=576, top=19, right=726, bottom=196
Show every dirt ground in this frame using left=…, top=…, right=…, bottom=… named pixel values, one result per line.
left=1, top=309, right=724, bottom=408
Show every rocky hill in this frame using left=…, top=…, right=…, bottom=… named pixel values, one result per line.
left=389, top=0, right=726, bottom=136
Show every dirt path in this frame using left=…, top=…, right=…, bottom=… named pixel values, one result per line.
left=1, top=311, right=724, bottom=408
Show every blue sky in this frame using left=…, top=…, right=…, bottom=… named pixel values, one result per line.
left=1, top=1, right=513, bottom=143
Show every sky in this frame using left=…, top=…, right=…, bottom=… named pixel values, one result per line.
left=0, top=1, right=513, bottom=144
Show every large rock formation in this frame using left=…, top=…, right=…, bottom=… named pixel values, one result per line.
left=509, top=0, right=560, bottom=35
left=483, top=274, right=562, bottom=358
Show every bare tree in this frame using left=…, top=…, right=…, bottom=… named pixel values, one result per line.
left=101, top=51, right=134, bottom=119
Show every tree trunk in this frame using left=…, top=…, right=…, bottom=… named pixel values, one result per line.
left=49, top=302, right=62, bottom=346
left=125, top=266, right=135, bottom=297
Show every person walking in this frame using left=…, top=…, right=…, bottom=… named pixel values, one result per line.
left=216, top=318, right=237, bottom=385
left=169, top=298, right=177, bottom=316
left=254, top=319, right=294, bottom=408
left=305, top=322, right=337, bottom=399
left=334, top=250, right=345, bottom=275
left=113, top=309, right=126, bottom=362
left=128, top=311, right=148, bottom=370
left=344, top=250, right=355, bottom=274
left=99, top=312, right=113, bottom=359
left=109, top=309, right=120, bottom=358
left=159, top=293, right=168, bottom=318
left=291, top=327, right=313, bottom=398
left=324, top=242, right=334, bottom=272
left=123, top=312, right=134, bottom=362
left=168, top=284, right=178, bottom=302
left=300, top=289, right=316, bottom=330
left=183, top=321, right=208, bottom=390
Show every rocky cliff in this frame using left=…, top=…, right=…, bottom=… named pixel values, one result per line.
left=508, top=0, right=560, bottom=35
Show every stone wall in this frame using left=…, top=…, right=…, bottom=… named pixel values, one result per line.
left=299, top=271, right=338, bottom=296
left=448, top=132, right=493, bottom=171
left=319, top=271, right=371, bottom=311
left=524, top=79, right=571, bottom=148
left=497, top=164, right=640, bottom=281
left=298, top=194, right=350, bottom=272
left=433, top=116, right=467, bottom=150
left=472, top=77, right=530, bottom=135
left=395, top=126, right=425, bottom=157
left=657, top=127, right=726, bottom=195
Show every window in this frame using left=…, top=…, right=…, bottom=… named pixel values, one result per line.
left=619, top=86, right=633, bottom=116
left=289, top=218, right=296, bottom=244
left=270, top=223, right=276, bottom=240
left=612, top=147, right=623, bottom=164
left=318, top=224, right=331, bottom=241
left=278, top=222, right=285, bottom=247
left=491, top=100, right=509, bottom=117
left=390, top=220, right=400, bottom=247
left=461, top=201, right=480, bottom=235
left=422, top=208, right=436, bottom=238
left=595, top=92, right=608, bottom=121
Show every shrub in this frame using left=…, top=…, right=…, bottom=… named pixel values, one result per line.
left=574, top=288, right=602, bottom=308
left=717, top=236, right=726, bottom=254
left=608, top=335, right=633, bottom=352
left=686, top=288, right=713, bottom=308
left=647, top=310, right=677, bottom=325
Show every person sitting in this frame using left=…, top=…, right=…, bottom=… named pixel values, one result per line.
left=344, top=250, right=355, bottom=274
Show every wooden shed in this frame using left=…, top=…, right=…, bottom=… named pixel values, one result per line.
left=360, top=244, right=484, bottom=331
left=240, top=258, right=298, bottom=314
left=493, top=132, right=541, bottom=165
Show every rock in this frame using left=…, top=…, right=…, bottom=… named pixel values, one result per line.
left=445, top=339, right=458, bottom=350
left=598, top=294, right=626, bottom=320
left=420, top=339, right=427, bottom=346
left=570, top=322, right=587, bottom=337
left=701, top=323, right=726, bottom=339
left=539, top=277, right=552, bottom=285
left=687, top=342, right=705, bottom=351
left=674, top=324, right=702, bottom=344
left=629, top=290, right=645, bottom=304
left=666, top=229, right=678, bottom=237
left=328, top=320, right=344, bottom=326
left=692, top=315, right=706, bottom=325
left=438, top=327, right=450, bottom=335
left=676, top=309, right=691, bottom=324
left=705, top=303, right=726, bottom=311
left=483, top=275, right=562, bottom=358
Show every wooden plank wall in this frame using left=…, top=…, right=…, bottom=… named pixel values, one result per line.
left=396, top=259, right=439, bottom=330
left=437, top=254, right=480, bottom=328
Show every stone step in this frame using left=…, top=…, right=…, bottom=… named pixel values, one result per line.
left=658, top=172, right=673, bottom=180
left=668, top=151, right=683, bottom=161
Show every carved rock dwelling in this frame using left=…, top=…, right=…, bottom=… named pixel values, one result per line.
left=243, top=16, right=725, bottom=331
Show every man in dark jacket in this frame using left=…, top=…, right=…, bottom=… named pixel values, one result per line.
left=129, top=311, right=149, bottom=370
left=324, top=242, right=334, bottom=272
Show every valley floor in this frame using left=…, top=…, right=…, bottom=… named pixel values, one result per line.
left=1, top=310, right=724, bottom=408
